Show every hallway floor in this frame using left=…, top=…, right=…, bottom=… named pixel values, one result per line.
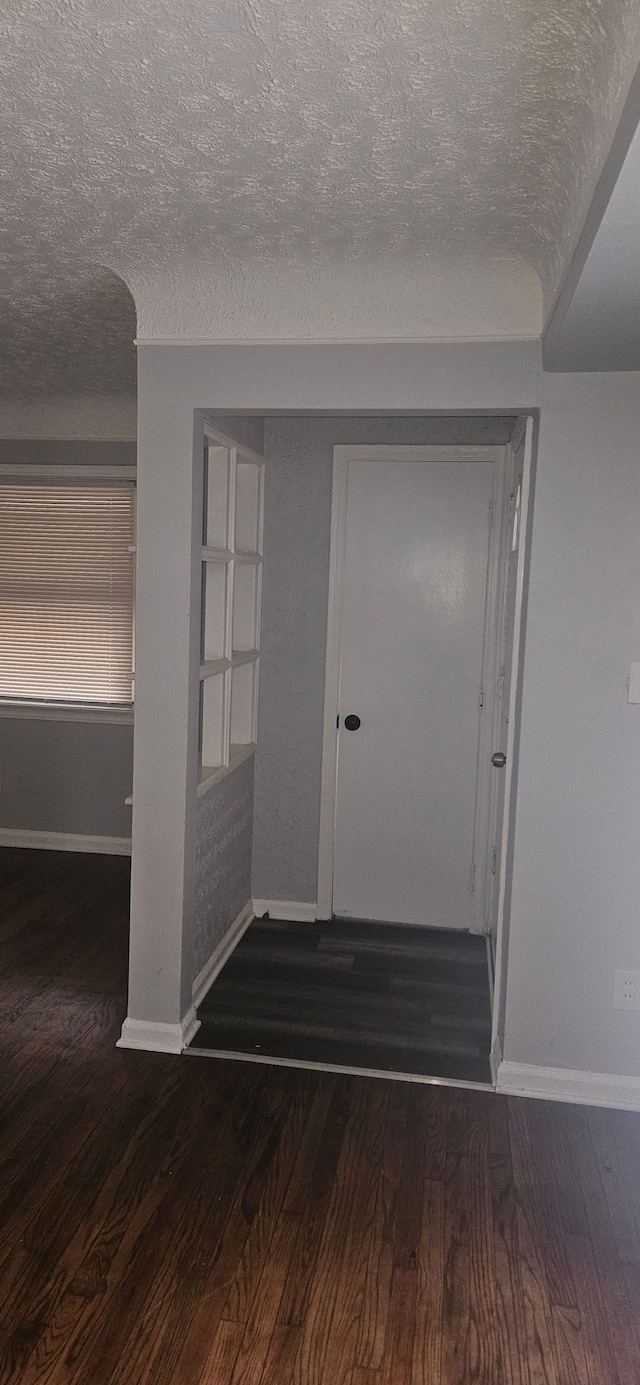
left=191, top=916, right=492, bottom=1084
left=2, top=848, right=640, bottom=1384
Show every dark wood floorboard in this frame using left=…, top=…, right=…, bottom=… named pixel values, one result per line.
left=1, top=847, right=640, bottom=1383
left=193, top=916, right=493, bottom=1083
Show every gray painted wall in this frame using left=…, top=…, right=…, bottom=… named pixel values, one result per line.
left=0, top=718, right=133, bottom=837
left=204, top=413, right=265, bottom=456
left=0, top=440, right=136, bottom=467
left=193, top=754, right=254, bottom=983
left=0, top=438, right=135, bottom=842
left=252, top=415, right=514, bottom=902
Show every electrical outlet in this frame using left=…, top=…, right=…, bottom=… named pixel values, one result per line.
left=614, top=970, right=640, bottom=1011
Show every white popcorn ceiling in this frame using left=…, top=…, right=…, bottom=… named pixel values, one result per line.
left=1, top=0, right=639, bottom=392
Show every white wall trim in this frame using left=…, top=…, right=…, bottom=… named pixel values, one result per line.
left=116, top=1006, right=200, bottom=1055
left=0, top=464, right=136, bottom=481
left=497, top=1060, right=640, bottom=1112
left=0, top=829, right=132, bottom=855
left=136, top=333, right=541, bottom=348
left=490, top=417, right=536, bottom=1064
left=197, top=743, right=255, bottom=798
left=252, top=898, right=318, bottom=923
left=490, top=1035, right=502, bottom=1087
left=0, top=701, right=134, bottom=724
left=202, top=423, right=265, bottom=469
left=191, top=900, right=255, bottom=1010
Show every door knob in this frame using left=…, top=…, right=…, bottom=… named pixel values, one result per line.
left=491, top=751, right=506, bottom=768
left=344, top=714, right=361, bottom=731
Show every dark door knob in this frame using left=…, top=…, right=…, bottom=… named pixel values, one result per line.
left=491, top=751, right=506, bottom=768
left=344, top=714, right=361, bottom=731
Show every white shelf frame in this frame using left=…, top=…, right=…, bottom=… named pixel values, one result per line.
left=197, top=427, right=264, bottom=781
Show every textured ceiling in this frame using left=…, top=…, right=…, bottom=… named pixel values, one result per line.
left=1, top=0, right=640, bottom=392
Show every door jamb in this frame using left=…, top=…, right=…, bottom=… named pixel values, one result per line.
left=317, top=442, right=510, bottom=923
left=490, top=415, right=536, bottom=1073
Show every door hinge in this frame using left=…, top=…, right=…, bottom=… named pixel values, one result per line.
left=469, top=862, right=476, bottom=893
left=479, top=686, right=484, bottom=711
left=491, top=847, right=497, bottom=875
left=488, top=501, right=493, bottom=530
left=498, top=672, right=505, bottom=703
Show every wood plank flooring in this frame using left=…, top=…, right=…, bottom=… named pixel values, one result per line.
left=192, top=916, right=493, bottom=1084
left=2, top=846, right=640, bottom=1384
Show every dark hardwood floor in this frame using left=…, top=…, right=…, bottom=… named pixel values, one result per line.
left=2, top=847, right=640, bottom=1383
left=191, top=916, right=493, bottom=1084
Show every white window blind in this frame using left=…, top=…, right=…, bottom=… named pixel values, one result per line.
left=0, top=481, right=135, bottom=705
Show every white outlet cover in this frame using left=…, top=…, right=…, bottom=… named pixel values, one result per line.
left=614, top=969, right=640, bottom=1011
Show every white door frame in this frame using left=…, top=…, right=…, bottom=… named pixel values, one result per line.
left=317, top=439, right=534, bottom=946
left=490, top=415, right=535, bottom=1075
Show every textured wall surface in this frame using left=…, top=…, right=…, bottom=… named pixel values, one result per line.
left=253, top=414, right=515, bottom=903
left=193, top=754, right=254, bottom=984
left=0, top=396, right=137, bottom=441
left=2, top=0, right=640, bottom=381
left=0, top=718, right=133, bottom=838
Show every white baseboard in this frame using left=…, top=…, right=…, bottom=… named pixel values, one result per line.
left=497, top=1060, right=640, bottom=1112
left=191, top=900, right=254, bottom=1010
left=0, top=828, right=131, bottom=855
left=252, top=898, right=318, bottom=923
left=116, top=1006, right=200, bottom=1055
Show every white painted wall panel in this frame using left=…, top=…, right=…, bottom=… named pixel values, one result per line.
left=504, top=373, right=640, bottom=1076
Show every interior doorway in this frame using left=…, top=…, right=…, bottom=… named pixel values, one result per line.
left=190, top=410, right=535, bottom=1090
left=318, top=426, right=533, bottom=951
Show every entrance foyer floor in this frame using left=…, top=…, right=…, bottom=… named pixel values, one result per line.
left=190, top=916, right=492, bottom=1085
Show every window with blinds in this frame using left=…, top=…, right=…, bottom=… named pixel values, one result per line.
left=0, top=481, right=135, bottom=705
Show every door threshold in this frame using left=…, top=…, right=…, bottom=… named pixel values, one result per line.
left=185, top=1044, right=495, bottom=1093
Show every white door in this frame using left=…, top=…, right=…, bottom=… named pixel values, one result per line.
left=332, top=458, right=493, bottom=929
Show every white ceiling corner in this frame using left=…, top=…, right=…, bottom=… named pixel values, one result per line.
left=1, top=0, right=640, bottom=393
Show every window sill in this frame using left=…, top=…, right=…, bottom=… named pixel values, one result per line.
left=197, top=743, right=256, bottom=797
left=0, top=701, right=134, bottom=725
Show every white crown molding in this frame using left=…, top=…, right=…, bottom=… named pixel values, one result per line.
left=252, top=898, right=318, bottom=923
left=0, top=829, right=131, bottom=855
left=117, top=1007, right=200, bottom=1055
left=191, top=901, right=254, bottom=1010
left=497, top=1060, right=640, bottom=1112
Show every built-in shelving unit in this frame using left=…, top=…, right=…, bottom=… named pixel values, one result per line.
left=197, top=431, right=264, bottom=789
